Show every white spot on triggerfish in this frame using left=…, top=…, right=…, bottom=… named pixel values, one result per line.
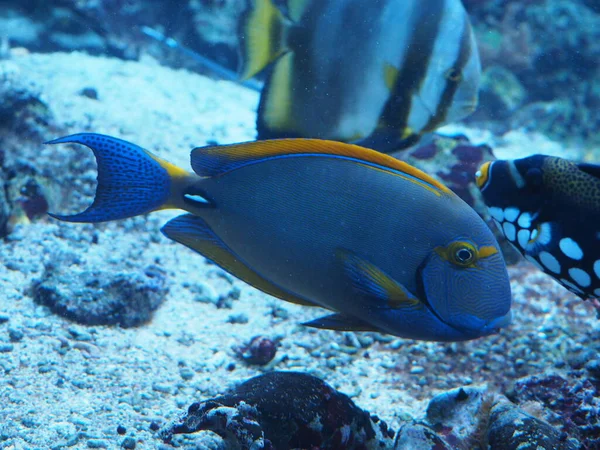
left=568, top=267, right=591, bottom=288
left=560, top=278, right=585, bottom=295
left=559, top=238, right=583, bottom=260
left=539, top=251, right=561, bottom=274
left=517, top=229, right=530, bottom=249
left=504, top=207, right=520, bottom=223
left=503, top=222, right=517, bottom=242
left=594, top=260, right=600, bottom=280
left=536, top=223, right=553, bottom=246
left=489, top=207, right=504, bottom=223
left=517, top=212, right=532, bottom=229
left=595, top=288, right=600, bottom=297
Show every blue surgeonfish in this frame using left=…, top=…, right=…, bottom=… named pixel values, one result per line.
left=238, top=0, right=481, bottom=151
left=48, top=133, right=511, bottom=341
left=477, top=155, right=600, bottom=300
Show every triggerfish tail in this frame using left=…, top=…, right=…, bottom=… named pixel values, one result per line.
left=45, top=133, right=195, bottom=223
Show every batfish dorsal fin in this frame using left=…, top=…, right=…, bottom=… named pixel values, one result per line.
left=162, top=214, right=316, bottom=307
left=191, top=138, right=452, bottom=195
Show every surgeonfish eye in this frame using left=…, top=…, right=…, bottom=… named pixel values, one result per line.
left=455, top=247, right=475, bottom=265
left=448, top=241, right=477, bottom=267
left=434, top=240, right=495, bottom=269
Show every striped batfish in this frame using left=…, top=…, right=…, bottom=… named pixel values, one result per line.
left=48, top=134, right=511, bottom=342
left=477, top=155, right=600, bottom=300
left=239, top=0, right=481, bottom=151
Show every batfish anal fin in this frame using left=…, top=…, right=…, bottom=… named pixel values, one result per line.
left=190, top=137, right=451, bottom=196
left=162, top=214, right=316, bottom=307
left=337, top=248, right=423, bottom=310
left=303, top=313, right=379, bottom=332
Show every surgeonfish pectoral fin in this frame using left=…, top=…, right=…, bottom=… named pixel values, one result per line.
left=303, top=313, right=379, bottom=332
left=162, top=214, right=316, bottom=307
left=577, top=162, right=600, bottom=179
left=46, top=133, right=190, bottom=223
left=238, top=0, right=290, bottom=80
left=336, top=248, right=422, bottom=310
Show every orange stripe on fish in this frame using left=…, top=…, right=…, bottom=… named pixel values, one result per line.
left=191, top=138, right=454, bottom=195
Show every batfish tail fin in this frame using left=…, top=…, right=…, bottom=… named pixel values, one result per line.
left=46, top=133, right=194, bottom=223
left=238, top=0, right=290, bottom=80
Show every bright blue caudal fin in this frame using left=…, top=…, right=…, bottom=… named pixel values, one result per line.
left=46, top=133, right=177, bottom=223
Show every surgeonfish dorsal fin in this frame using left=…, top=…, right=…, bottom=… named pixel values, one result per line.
left=190, top=138, right=452, bottom=195
left=162, top=214, right=317, bottom=307
left=577, top=162, right=600, bottom=180
left=336, top=248, right=422, bottom=310
left=303, top=313, right=379, bottom=332
left=238, top=0, right=289, bottom=80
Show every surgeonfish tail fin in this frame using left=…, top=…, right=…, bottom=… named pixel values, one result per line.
left=46, top=133, right=192, bottom=223
left=238, top=0, right=289, bottom=80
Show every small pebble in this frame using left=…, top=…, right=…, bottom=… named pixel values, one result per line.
left=80, top=87, right=98, bottom=100
left=179, top=367, right=194, bottom=381
left=0, top=314, right=9, bottom=324
left=152, top=383, right=172, bottom=394
left=87, top=438, right=108, bottom=448
left=117, top=425, right=127, bottom=435
left=0, top=344, right=14, bottom=353
left=410, top=366, right=425, bottom=374
left=121, top=437, right=136, bottom=449
left=227, top=313, right=249, bottom=324
left=8, top=327, right=24, bottom=342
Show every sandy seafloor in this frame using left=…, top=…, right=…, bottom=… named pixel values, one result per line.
left=0, top=52, right=598, bottom=449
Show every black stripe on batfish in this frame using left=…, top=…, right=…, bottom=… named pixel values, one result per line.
left=379, top=0, right=446, bottom=135
left=423, top=18, right=473, bottom=132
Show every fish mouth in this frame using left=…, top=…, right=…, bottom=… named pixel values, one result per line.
left=480, top=310, right=512, bottom=333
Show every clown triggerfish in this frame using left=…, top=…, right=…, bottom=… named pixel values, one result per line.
left=239, top=0, right=481, bottom=151
left=477, top=155, right=600, bottom=300
left=49, top=134, right=511, bottom=341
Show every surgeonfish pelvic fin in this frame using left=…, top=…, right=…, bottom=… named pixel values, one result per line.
left=337, top=248, right=422, bottom=310
left=303, top=313, right=380, bottom=332
left=190, top=138, right=452, bottom=195
left=238, top=0, right=290, bottom=80
left=162, top=214, right=317, bottom=307
left=45, top=133, right=196, bottom=223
